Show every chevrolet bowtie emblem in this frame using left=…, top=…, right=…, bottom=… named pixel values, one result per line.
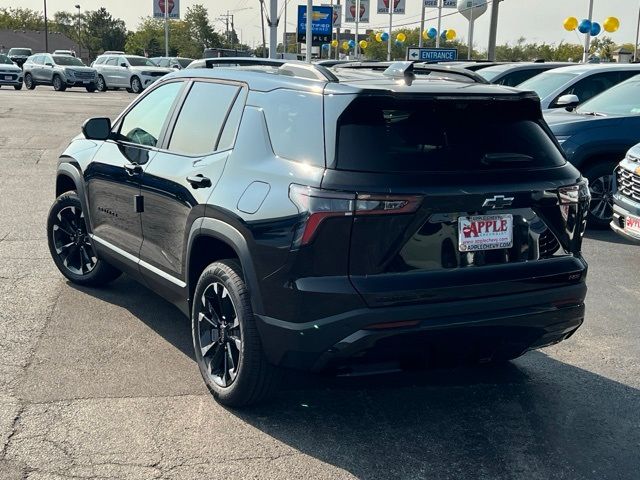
left=482, top=195, right=515, bottom=209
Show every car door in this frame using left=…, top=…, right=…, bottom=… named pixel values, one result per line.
left=26, top=55, right=41, bottom=81
left=84, top=80, right=185, bottom=263
left=116, top=56, right=130, bottom=87
left=102, top=57, right=117, bottom=86
left=41, top=54, right=55, bottom=84
left=33, top=54, right=47, bottom=82
left=138, top=80, right=247, bottom=297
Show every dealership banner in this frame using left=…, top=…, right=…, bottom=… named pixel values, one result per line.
left=442, top=0, right=457, bottom=8
left=424, top=0, right=438, bottom=6
left=377, top=0, right=406, bottom=14
left=322, top=3, right=343, bottom=28
left=153, top=0, right=180, bottom=18
left=345, top=0, right=370, bottom=23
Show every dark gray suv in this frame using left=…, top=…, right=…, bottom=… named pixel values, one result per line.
left=23, top=53, right=98, bottom=92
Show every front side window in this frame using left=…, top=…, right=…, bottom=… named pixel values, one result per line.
left=119, top=82, right=183, bottom=147
left=94, top=57, right=106, bottom=65
left=556, top=72, right=620, bottom=105
left=105, top=57, right=118, bottom=66
left=168, top=82, right=241, bottom=156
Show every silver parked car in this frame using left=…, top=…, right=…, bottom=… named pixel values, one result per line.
left=518, top=63, right=640, bottom=110
left=23, top=53, right=98, bottom=92
left=0, top=53, right=23, bottom=90
left=150, top=56, right=194, bottom=69
left=93, top=54, right=172, bottom=93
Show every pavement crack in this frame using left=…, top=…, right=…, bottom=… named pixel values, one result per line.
left=0, top=404, right=25, bottom=460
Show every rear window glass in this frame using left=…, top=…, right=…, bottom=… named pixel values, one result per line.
left=335, top=97, right=565, bottom=173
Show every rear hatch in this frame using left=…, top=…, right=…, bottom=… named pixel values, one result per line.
left=318, top=93, right=589, bottom=307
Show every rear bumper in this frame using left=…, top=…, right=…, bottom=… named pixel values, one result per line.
left=611, top=200, right=640, bottom=244
left=255, top=281, right=587, bottom=371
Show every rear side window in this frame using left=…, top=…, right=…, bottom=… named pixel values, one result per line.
left=168, top=81, right=240, bottom=156
left=495, top=68, right=544, bottom=87
left=336, top=97, right=565, bottom=173
left=106, top=57, right=117, bottom=66
left=94, top=57, right=106, bottom=65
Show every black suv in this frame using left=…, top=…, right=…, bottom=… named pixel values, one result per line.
left=47, top=60, right=590, bottom=407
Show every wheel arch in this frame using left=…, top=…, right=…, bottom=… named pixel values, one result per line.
left=56, top=160, right=92, bottom=233
left=186, top=218, right=263, bottom=315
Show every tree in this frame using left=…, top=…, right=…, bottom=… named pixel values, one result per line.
left=0, top=7, right=44, bottom=30
left=184, top=4, right=222, bottom=52
left=590, top=36, right=616, bottom=61
left=82, top=8, right=127, bottom=57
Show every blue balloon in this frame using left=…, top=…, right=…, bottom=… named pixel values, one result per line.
left=427, top=27, right=438, bottom=39
left=321, top=43, right=330, bottom=50
left=578, top=19, right=592, bottom=34
left=395, top=40, right=403, bottom=46
left=381, top=32, right=389, bottom=42
left=440, top=30, right=448, bottom=40
left=590, top=22, right=601, bottom=36
left=348, top=39, right=356, bottom=48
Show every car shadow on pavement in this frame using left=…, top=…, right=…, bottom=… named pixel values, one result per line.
left=71, top=276, right=639, bottom=480
left=584, top=228, right=637, bottom=245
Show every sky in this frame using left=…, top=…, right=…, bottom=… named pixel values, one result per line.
left=9, top=0, right=640, bottom=50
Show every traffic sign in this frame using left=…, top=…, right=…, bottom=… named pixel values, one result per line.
left=406, top=47, right=458, bottom=61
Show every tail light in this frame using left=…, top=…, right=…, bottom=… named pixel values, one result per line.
left=558, top=178, right=590, bottom=205
left=557, top=178, right=590, bottom=237
left=289, top=184, right=421, bottom=247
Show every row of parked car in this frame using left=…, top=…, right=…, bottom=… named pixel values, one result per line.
left=0, top=49, right=194, bottom=93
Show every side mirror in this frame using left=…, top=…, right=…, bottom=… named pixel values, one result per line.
left=556, top=94, right=580, bottom=110
left=82, top=117, right=112, bottom=141
left=45, top=62, right=53, bottom=67
left=172, top=64, right=180, bottom=69
left=120, top=63, right=128, bottom=68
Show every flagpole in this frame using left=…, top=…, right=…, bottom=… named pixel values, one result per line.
left=436, top=0, right=442, bottom=48
left=387, top=0, right=393, bottom=61
left=419, top=0, right=426, bottom=48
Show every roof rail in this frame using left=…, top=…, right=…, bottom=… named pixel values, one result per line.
left=203, top=57, right=338, bottom=82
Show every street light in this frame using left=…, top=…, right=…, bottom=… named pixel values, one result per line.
left=75, top=5, right=81, bottom=58
left=43, top=0, right=49, bottom=53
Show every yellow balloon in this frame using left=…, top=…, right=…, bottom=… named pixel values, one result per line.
left=422, top=30, right=429, bottom=40
left=446, top=29, right=456, bottom=40
left=396, top=32, right=407, bottom=43
left=359, top=40, right=368, bottom=49
left=342, top=41, right=350, bottom=50
left=563, top=16, right=579, bottom=32
left=603, top=16, right=620, bottom=33
left=375, top=32, right=383, bottom=42
left=331, top=39, right=338, bottom=48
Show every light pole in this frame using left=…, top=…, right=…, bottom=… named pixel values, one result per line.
left=582, top=0, right=595, bottom=63
left=75, top=4, right=81, bottom=58
left=306, top=0, right=313, bottom=63
left=43, top=0, right=49, bottom=53
left=387, top=0, right=393, bottom=61
left=635, top=2, right=640, bottom=61
left=487, top=0, right=501, bottom=61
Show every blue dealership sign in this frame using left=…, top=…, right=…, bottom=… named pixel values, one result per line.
left=297, top=5, right=334, bottom=45
left=406, top=48, right=458, bottom=62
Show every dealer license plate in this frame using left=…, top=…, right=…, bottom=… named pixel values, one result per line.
left=625, top=214, right=640, bottom=237
left=4, top=75, right=11, bottom=80
left=458, top=214, right=513, bottom=252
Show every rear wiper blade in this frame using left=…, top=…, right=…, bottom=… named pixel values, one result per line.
left=481, top=153, right=534, bottom=165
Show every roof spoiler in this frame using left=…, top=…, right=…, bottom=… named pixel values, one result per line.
left=203, top=57, right=338, bottom=82
left=383, top=61, right=416, bottom=85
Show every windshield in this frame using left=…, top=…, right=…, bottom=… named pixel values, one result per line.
left=53, top=55, right=85, bottom=66
left=576, top=77, right=640, bottom=116
left=477, top=64, right=513, bottom=82
left=177, top=58, right=193, bottom=68
left=126, top=56, right=156, bottom=67
left=0, top=54, right=13, bottom=64
left=8, top=48, right=31, bottom=56
left=518, top=71, right=579, bottom=99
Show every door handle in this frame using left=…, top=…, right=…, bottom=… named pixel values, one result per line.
left=124, top=163, right=143, bottom=176
left=187, top=174, right=212, bottom=189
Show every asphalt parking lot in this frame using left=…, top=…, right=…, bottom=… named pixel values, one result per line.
left=0, top=87, right=638, bottom=480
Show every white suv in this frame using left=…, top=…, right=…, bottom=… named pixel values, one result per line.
left=93, top=54, right=172, bottom=93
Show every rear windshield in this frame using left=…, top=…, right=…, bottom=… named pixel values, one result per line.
left=335, top=97, right=565, bottom=173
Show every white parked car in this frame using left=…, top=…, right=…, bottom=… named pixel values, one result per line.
left=93, top=54, right=173, bottom=93
left=518, top=63, right=640, bottom=110
left=0, top=53, right=23, bottom=90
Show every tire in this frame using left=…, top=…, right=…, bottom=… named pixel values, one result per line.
left=96, top=75, right=107, bottom=92
left=53, top=75, right=66, bottom=92
left=584, top=162, right=617, bottom=229
left=85, top=83, right=96, bottom=93
left=24, top=73, right=36, bottom=90
left=47, top=192, right=121, bottom=287
left=130, top=76, right=142, bottom=94
left=14, top=84, right=22, bottom=90
left=192, top=260, right=280, bottom=407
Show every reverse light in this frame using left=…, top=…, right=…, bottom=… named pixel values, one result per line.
left=289, top=185, right=422, bottom=247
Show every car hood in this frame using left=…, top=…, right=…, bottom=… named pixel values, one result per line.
left=0, top=64, right=22, bottom=72
left=130, top=66, right=173, bottom=73
left=544, top=110, right=624, bottom=134
left=64, top=66, right=97, bottom=73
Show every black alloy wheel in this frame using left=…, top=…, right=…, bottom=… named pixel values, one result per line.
left=47, top=192, right=121, bottom=286
left=130, top=76, right=142, bottom=94
left=192, top=260, right=280, bottom=407
left=197, top=282, right=242, bottom=388
left=51, top=204, right=97, bottom=276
